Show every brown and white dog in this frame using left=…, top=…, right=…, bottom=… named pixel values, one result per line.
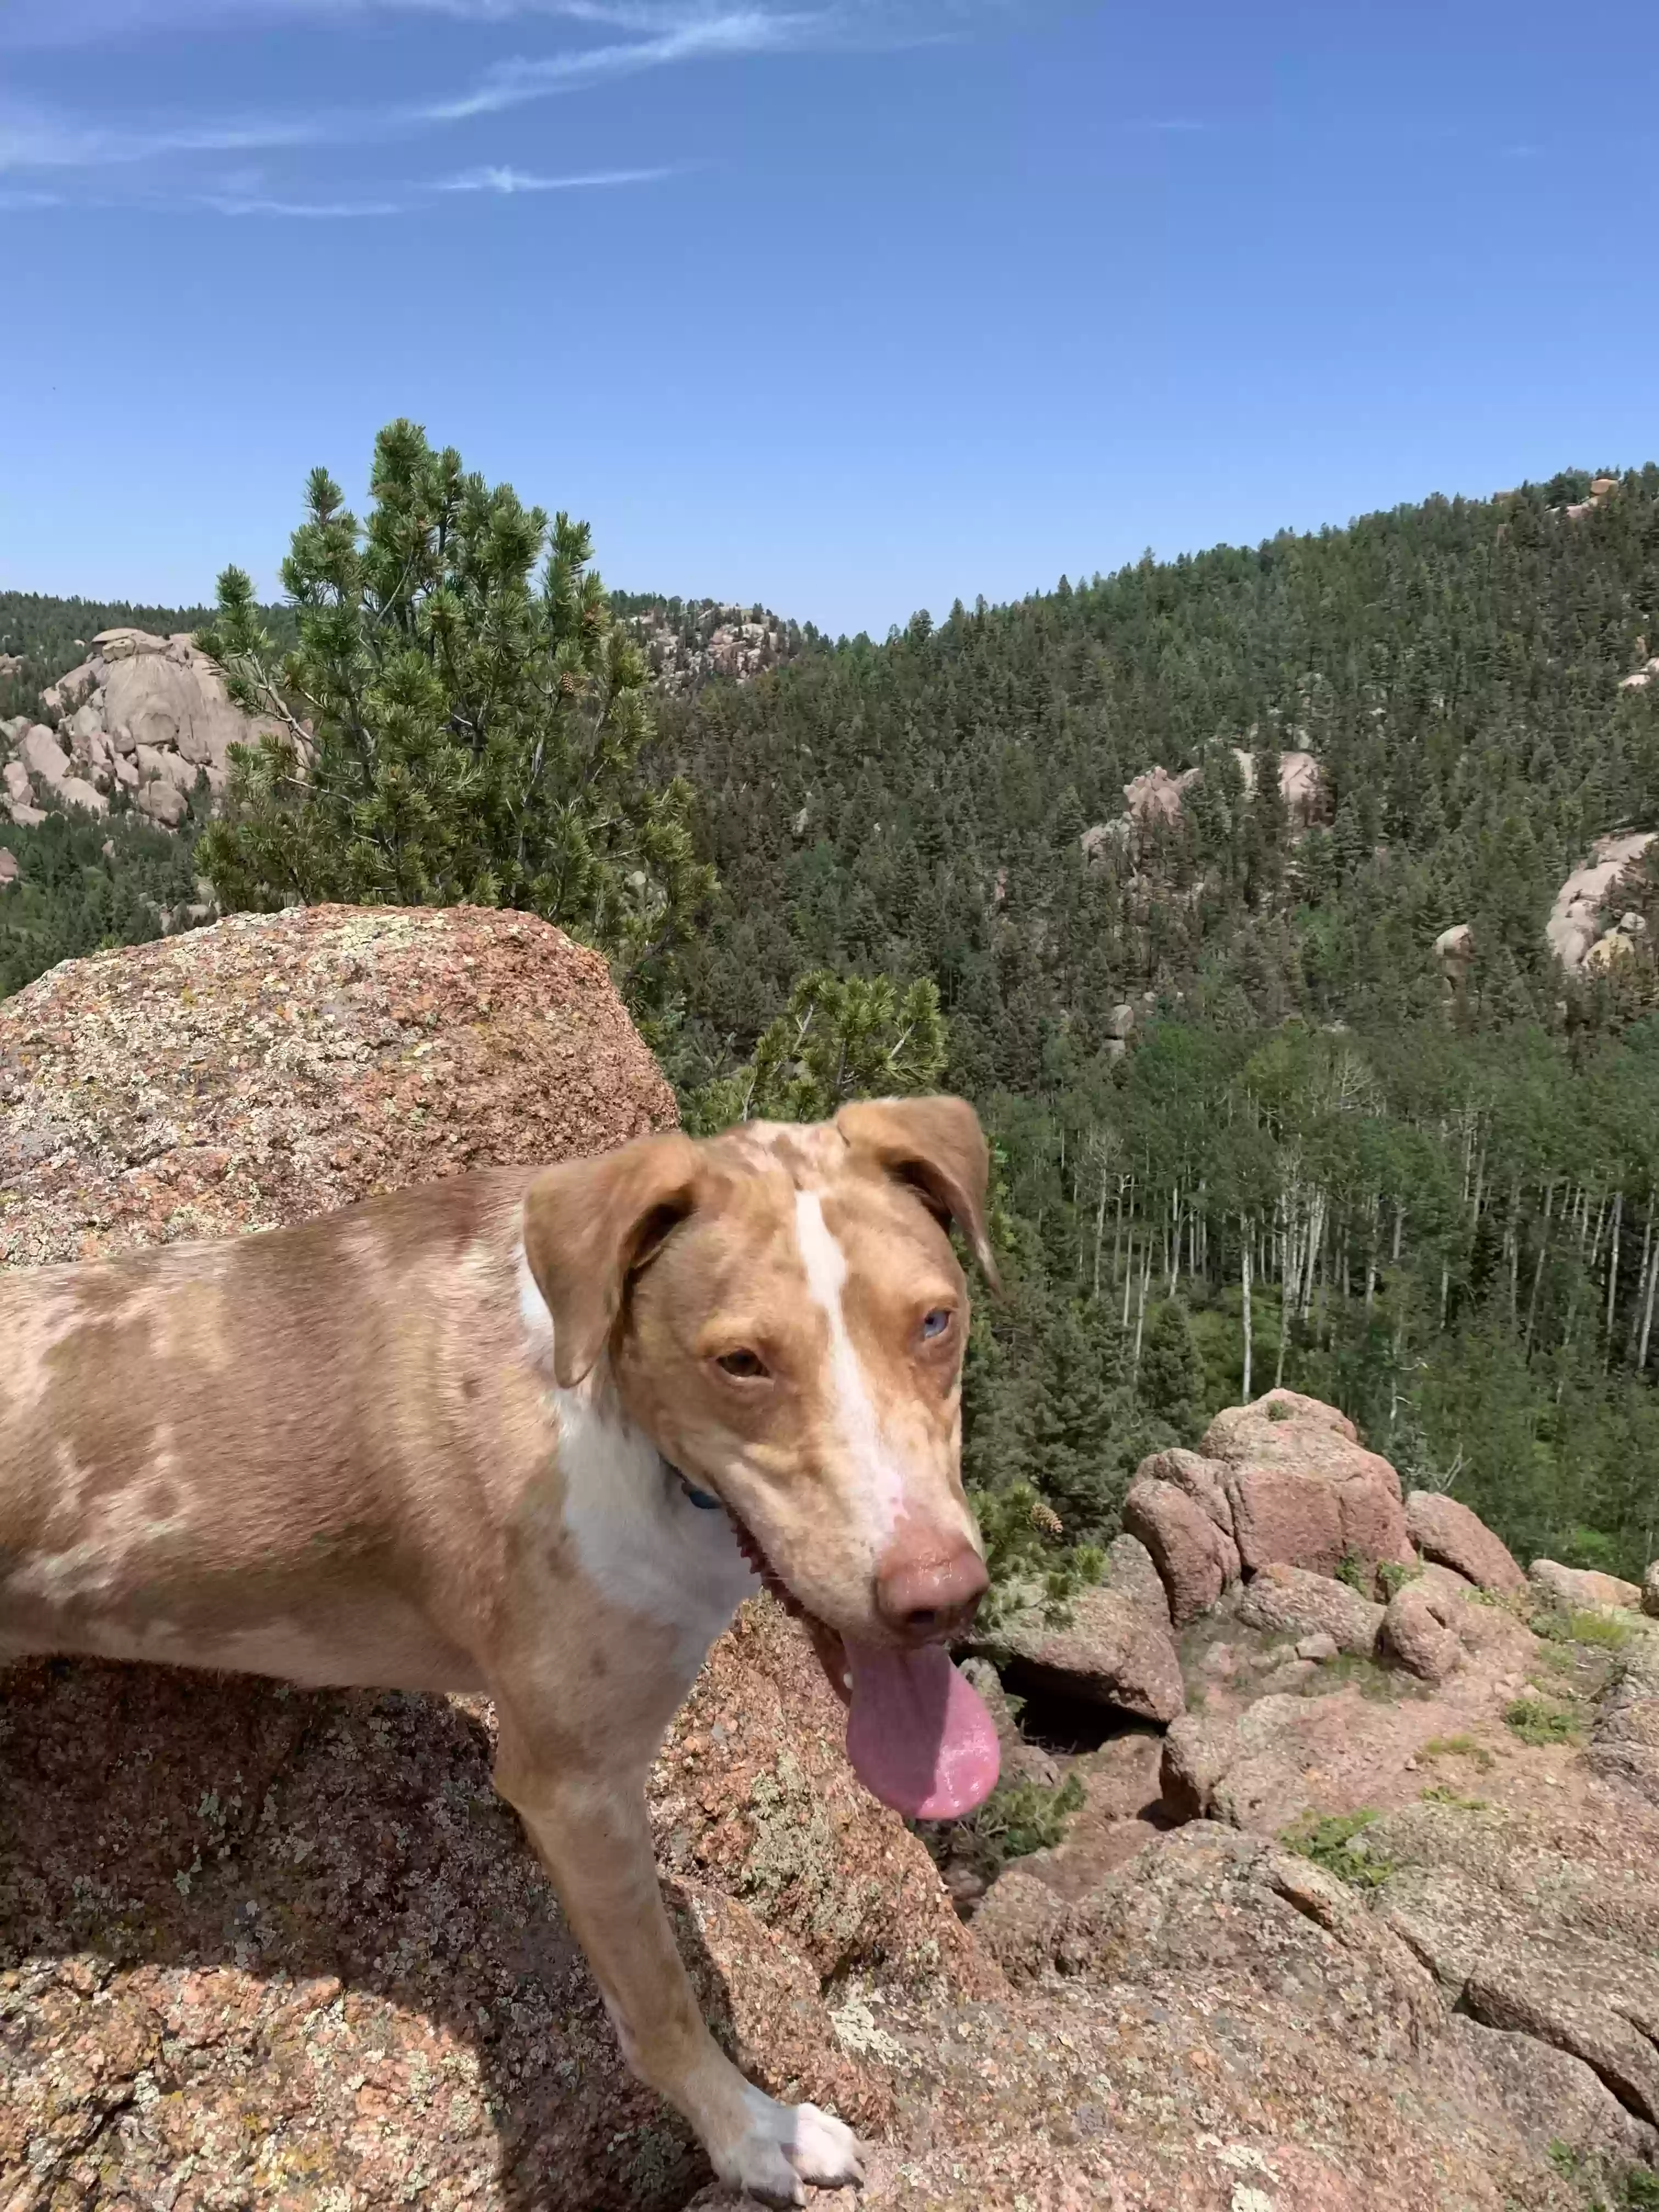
left=0, top=1096, right=1003, bottom=2204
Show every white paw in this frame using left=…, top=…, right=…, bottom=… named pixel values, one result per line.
left=712, top=2087, right=865, bottom=2207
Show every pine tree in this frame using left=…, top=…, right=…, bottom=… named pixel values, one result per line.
left=196, top=421, right=714, bottom=1023
left=1138, top=1299, right=1205, bottom=1437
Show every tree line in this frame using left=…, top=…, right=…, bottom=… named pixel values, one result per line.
left=5, top=431, right=1659, bottom=1578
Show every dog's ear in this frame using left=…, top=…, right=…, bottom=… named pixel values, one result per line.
left=522, top=1130, right=704, bottom=1388
left=834, top=1094, right=1000, bottom=1289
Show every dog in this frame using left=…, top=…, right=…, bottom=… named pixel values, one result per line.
left=0, top=1094, right=1003, bottom=2205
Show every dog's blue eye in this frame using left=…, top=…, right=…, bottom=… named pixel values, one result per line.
left=921, top=1307, right=952, bottom=1340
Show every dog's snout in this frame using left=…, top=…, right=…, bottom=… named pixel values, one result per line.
left=874, top=1543, right=989, bottom=1644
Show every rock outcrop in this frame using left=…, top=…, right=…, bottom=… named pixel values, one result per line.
left=625, top=601, right=799, bottom=696
left=1406, top=1489, right=1527, bottom=1594
left=0, top=626, right=288, bottom=832
left=1546, top=829, right=1656, bottom=971
left=1082, top=747, right=1329, bottom=867
left=1199, top=1387, right=1415, bottom=1578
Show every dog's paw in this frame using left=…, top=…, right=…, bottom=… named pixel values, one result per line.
left=712, top=2087, right=865, bottom=2206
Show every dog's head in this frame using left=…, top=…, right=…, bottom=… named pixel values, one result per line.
left=522, top=1096, right=997, bottom=1659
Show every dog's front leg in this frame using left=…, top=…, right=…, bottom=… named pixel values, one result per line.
left=493, top=1718, right=864, bottom=2208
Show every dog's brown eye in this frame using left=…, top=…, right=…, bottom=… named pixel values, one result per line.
left=717, top=1348, right=769, bottom=1379
left=920, top=1307, right=953, bottom=1341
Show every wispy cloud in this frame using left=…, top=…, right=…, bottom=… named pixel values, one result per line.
left=0, top=0, right=989, bottom=213
left=420, top=10, right=818, bottom=122
left=0, top=0, right=830, bottom=47
left=202, top=191, right=405, bottom=215
left=1, top=7, right=817, bottom=174
left=433, top=161, right=672, bottom=190
left=0, top=105, right=332, bottom=172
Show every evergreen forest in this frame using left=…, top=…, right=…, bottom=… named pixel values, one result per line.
left=5, top=456, right=1659, bottom=1579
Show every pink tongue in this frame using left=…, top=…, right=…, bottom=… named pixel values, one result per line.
left=843, top=1640, right=1001, bottom=1819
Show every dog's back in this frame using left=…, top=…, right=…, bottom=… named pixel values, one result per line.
left=0, top=1170, right=539, bottom=1688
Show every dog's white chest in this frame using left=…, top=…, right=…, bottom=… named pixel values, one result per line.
left=552, top=1378, right=758, bottom=1678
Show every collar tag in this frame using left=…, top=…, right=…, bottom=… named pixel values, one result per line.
left=674, top=1469, right=723, bottom=1511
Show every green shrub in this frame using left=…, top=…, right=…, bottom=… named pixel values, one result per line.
left=1503, top=1696, right=1582, bottom=1747
left=1280, top=1808, right=1395, bottom=1890
left=1334, top=1550, right=1374, bottom=1597
left=1378, top=1559, right=1424, bottom=1600
left=1420, top=1733, right=1495, bottom=1772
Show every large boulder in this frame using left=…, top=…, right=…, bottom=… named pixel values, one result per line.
left=1528, top=1560, right=1644, bottom=1615
left=0, top=905, right=675, bottom=1266
left=1645, top=1562, right=1659, bottom=1619
left=1380, top=1581, right=1465, bottom=1683
left=9, top=718, right=108, bottom=817
left=1405, top=1492, right=1526, bottom=1595
left=979, top=1581, right=1186, bottom=1724
left=1234, top=1561, right=1384, bottom=1656
left=1200, top=1388, right=1414, bottom=1578
left=1122, top=1474, right=1239, bottom=1626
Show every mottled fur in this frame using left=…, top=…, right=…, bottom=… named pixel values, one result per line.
left=0, top=1097, right=995, bottom=2208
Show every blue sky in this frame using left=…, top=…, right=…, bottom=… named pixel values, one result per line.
left=2, top=0, right=1655, bottom=637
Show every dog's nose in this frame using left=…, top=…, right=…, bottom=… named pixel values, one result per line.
left=874, top=1543, right=989, bottom=1644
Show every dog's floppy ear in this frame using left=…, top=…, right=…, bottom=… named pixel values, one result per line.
left=835, top=1094, right=1000, bottom=1289
left=522, top=1130, right=703, bottom=1388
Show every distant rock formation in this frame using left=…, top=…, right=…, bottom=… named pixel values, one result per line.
left=0, top=626, right=287, bottom=833
left=1084, top=747, right=1328, bottom=865
left=1434, top=921, right=1475, bottom=981
left=626, top=601, right=798, bottom=696
left=1547, top=830, right=1656, bottom=972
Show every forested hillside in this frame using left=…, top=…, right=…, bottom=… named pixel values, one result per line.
left=6, top=469, right=1659, bottom=1577
left=655, top=469, right=1659, bottom=1576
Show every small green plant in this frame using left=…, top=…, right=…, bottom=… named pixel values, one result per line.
left=922, top=1769, right=1087, bottom=1886
left=1280, top=1808, right=1395, bottom=1891
left=970, top=1485, right=1105, bottom=1633
left=1623, top=2165, right=1659, bottom=2209
left=1420, top=1783, right=1487, bottom=1810
left=1503, top=1695, right=1582, bottom=1747
left=1378, top=1559, right=1424, bottom=1600
left=1547, top=2138, right=1581, bottom=2179
left=1557, top=1609, right=1632, bottom=1650
left=980, top=1771, right=1087, bottom=1861
left=1420, top=1734, right=1495, bottom=1773
left=1335, top=1550, right=1373, bottom=1597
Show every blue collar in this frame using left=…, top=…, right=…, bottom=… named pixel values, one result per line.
left=671, top=1465, right=723, bottom=1511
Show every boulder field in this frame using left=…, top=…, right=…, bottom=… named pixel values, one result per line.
left=2, top=910, right=1657, bottom=2210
